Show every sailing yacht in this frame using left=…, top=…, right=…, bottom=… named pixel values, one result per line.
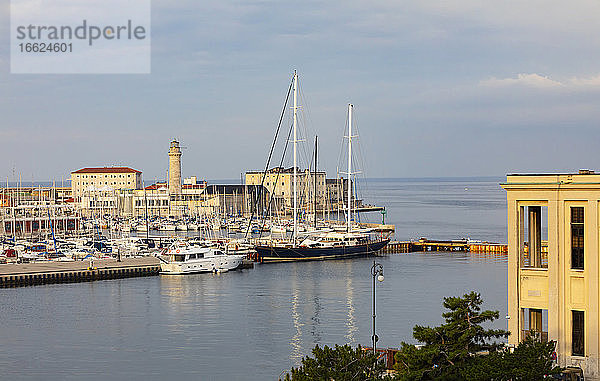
left=255, top=74, right=389, bottom=262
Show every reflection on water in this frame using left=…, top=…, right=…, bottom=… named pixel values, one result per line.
left=290, top=267, right=304, bottom=364
left=469, top=251, right=508, bottom=263
left=310, top=295, right=322, bottom=343
left=345, top=261, right=358, bottom=345
left=0, top=252, right=508, bottom=381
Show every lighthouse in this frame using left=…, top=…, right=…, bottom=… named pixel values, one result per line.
left=168, top=139, right=182, bottom=194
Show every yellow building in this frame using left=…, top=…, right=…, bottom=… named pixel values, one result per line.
left=502, top=170, right=600, bottom=379
left=71, top=167, right=142, bottom=200
left=245, top=167, right=326, bottom=213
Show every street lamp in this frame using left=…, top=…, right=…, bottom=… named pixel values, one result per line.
left=371, top=260, right=384, bottom=355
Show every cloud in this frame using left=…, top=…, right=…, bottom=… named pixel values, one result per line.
left=569, top=74, right=600, bottom=87
left=480, top=73, right=600, bottom=90
left=4, top=0, right=600, bottom=179
left=479, top=73, right=563, bottom=88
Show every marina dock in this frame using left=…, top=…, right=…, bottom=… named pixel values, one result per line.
left=0, top=257, right=160, bottom=288
left=0, top=237, right=507, bottom=288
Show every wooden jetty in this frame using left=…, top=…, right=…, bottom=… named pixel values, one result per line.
left=0, top=257, right=160, bottom=288
left=380, top=238, right=508, bottom=254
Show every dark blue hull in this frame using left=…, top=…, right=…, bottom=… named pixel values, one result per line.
left=255, top=239, right=390, bottom=262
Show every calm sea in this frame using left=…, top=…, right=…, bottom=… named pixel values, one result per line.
left=0, top=177, right=509, bottom=380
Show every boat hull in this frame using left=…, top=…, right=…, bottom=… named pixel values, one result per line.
left=159, top=255, right=246, bottom=274
left=213, top=255, right=245, bottom=272
left=160, top=260, right=215, bottom=275
left=255, top=239, right=390, bottom=262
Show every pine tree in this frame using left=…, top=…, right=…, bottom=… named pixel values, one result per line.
left=283, top=344, right=390, bottom=381
left=394, top=291, right=508, bottom=380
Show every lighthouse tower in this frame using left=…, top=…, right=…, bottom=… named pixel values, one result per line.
left=168, top=139, right=182, bottom=194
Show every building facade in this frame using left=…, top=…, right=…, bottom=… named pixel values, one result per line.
left=326, top=177, right=358, bottom=210
left=245, top=167, right=326, bottom=213
left=71, top=167, right=142, bottom=200
left=502, top=171, right=600, bottom=379
left=0, top=186, right=80, bottom=238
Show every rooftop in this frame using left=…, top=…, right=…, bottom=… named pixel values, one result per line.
left=503, top=170, right=600, bottom=186
left=72, top=167, right=142, bottom=174
left=507, top=169, right=596, bottom=176
left=144, top=183, right=167, bottom=191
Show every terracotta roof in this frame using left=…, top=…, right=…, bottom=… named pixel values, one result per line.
left=72, top=167, right=142, bottom=174
left=145, top=183, right=167, bottom=190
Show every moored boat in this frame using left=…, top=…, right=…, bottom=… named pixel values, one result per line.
left=253, top=73, right=390, bottom=262
left=256, top=231, right=389, bottom=262
left=159, top=241, right=245, bottom=274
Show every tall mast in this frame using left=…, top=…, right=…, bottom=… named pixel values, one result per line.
left=293, top=71, right=298, bottom=242
left=347, top=104, right=353, bottom=232
left=144, top=187, right=149, bottom=241
left=314, top=135, right=318, bottom=229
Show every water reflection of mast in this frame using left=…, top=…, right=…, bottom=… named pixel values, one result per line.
left=344, top=262, right=358, bottom=344
left=310, top=296, right=322, bottom=342
left=290, top=267, right=304, bottom=364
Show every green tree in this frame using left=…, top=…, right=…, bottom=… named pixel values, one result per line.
left=464, top=335, right=560, bottom=380
left=283, top=293, right=560, bottom=380
left=394, top=292, right=509, bottom=380
left=283, top=344, right=390, bottom=381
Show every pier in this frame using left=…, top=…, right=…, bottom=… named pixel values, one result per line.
left=0, top=257, right=160, bottom=288
left=380, top=239, right=508, bottom=254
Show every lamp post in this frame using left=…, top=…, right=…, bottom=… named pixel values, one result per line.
left=371, top=260, right=384, bottom=355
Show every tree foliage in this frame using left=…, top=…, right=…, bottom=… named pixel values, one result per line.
left=394, top=291, right=508, bottom=380
left=283, top=293, right=560, bottom=380
left=465, top=335, right=560, bottom=380
left=283, top=344, right=389, bottom=381
left=394, top=292, right=560, bottom=380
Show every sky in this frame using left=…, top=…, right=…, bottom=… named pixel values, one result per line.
left=1, top=0, right=600, bottom=182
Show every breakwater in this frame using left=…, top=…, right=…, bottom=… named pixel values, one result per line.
left=380, top=239, right=508, bottom=254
